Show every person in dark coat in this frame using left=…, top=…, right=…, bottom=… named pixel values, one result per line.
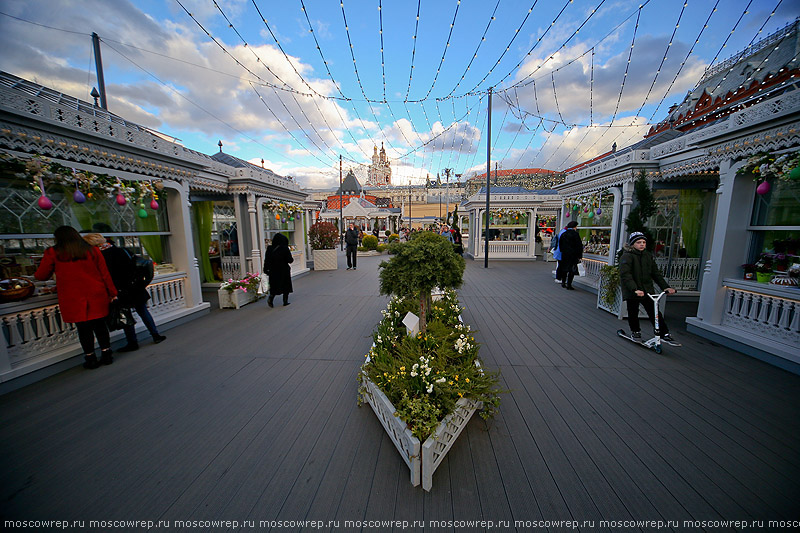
left=35, top=226, right=117, bottom=369
left=557, top=221, right=583, bottom=290
left=83, top=234, right=165, bottom=352
left=451, top=225, right=463, bottom=256
left=263, top=232, right=294, bottom=307
left=619, top=232, right=677, bottom=343
left=345, top=222, right=359, bottom=270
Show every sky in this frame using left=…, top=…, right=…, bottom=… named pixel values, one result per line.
left=0, top=0, right=797, bottom=189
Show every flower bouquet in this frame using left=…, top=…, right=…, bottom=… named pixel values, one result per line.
left=218, top=273, right=261, bottom=309
left=220, top=273, right=260, bottom=293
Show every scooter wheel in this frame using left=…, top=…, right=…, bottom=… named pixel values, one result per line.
left=654, top=345, right=662, bottom=354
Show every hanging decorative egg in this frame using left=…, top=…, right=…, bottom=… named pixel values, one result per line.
left=789, top=166, right=800, bottom=181
left=38, top=195, right=53, bottom=210
left=150, top=198, right=159, bottom=210
left=275, top=213, right=281, bottom=220
left=73, top=189, right=86, bottom=203
left=289, top=216, right=294, bottom=221
left=756, top=180, right=771, bottom=195
left=596, top=208, right=602, bottom=215
left=588, top=210, right=595, bottom=219
left=572, top=204, right=579, bottom=210
left=116, top=193, right=127, bottom=206
left=138, top=208, right=148, bottom=218
left=584, top=207, right=589, bottom=213
left=565, top=211, right=570, bottom=218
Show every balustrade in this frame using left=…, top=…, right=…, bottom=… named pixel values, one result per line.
left=2, top=275, right=187, bottom=372
left=479, top=241, right=532, bottom=256
left=721, top=283, right=800, bottom=348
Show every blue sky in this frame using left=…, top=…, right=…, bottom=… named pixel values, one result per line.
left=1, top=0, right=797, bottom=189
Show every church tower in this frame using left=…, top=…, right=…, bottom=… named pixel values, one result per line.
left=367, top=142, right=392, bottom=186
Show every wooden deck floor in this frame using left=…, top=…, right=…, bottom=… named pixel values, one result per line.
left=1, top=253, right=798, bottom=532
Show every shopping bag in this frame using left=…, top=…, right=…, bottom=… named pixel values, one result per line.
left=577, top=263, right=586, bottom=277
left=257, top=273, right=269, bottom=296
left=106, top=300, right=136, bottom=331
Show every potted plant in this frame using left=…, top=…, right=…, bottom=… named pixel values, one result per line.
left=308, top=221, right=339, bottom=271
left=774, top=253, right=790, bottom=272
left=755, top=255, right=773, bottom=283
left=359, top=288, right=501, bottom=491
left=218, top=273, right=260, bottom=309
left=741, top=263, right=756, bottom=281
left=359, top=232, right=501, bottom=490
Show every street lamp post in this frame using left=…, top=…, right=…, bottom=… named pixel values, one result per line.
left=339, top=155, right=343, bottom=251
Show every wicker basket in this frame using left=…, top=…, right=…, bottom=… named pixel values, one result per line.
left=0, top=278, right=36, bottom=302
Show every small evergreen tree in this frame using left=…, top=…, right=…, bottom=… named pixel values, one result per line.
left=379, top=232, right=465, bottom=332
left=624, top=170, right=658, bottom=251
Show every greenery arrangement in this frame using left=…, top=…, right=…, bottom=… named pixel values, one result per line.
left=376, top=243, right=388, bottom=253
left=308, top=221, right=339, bottom=249
left=624, top=170, right=658, bottom=251
left=263, top=199, right=302, bottom=215
left=599, top=264, right=621, bottom=307
left=362, top=234, right=379, bottom=250
left=380, top=232, right=466, bottom=333
left=220, top=273, right=260, bottom=293
left=359, top=289, right=501, bottom=441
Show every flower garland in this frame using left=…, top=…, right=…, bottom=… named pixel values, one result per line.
left=265, top=199, right=302, bottom=215
left=1, top=152, right=163, bottom=214
left=564, top=192, right=608, bottom=219
left=489, top=209, right=528, bottom=220
left=737, top=150, right=800, bottom=195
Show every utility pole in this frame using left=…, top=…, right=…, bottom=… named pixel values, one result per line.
left=485, top=87, right=492, bottom=268
left=444, top=168, right=451, bottom=225
left=91, top=33, right=108, bottom=110
left=339, top=155, right=343, bottom=251
left=408, top=182, right=412, bottom=229
left=438, top=173, right=441, bottom=221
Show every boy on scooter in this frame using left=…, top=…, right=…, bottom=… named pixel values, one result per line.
left=619, top=232, right=677, bottom=343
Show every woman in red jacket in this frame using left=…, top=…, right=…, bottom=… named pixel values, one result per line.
left=35, top=226, right=118, bottom=369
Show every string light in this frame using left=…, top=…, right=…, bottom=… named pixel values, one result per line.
left=404, top=0, right=422, bottom=101
left=415, top=0, right=462, bottom=102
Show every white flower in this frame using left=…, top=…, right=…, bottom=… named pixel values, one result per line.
left=426, top=384, right=434, bottom=394
left=436, top=377, right=446, bottom=383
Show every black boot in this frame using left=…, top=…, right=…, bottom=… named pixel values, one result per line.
left=100, top=348, right=114, bottom=365
left=283, top=295, right=290, bottom=306
left=118, top=342, right=139, bottom=353
left=83, top=353, right=100, bottom=369
left=267, top=295, right=274, bottom=308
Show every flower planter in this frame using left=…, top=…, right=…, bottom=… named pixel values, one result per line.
left=218, top=287, right=258, bottom=309
left=360, top=375, right=481, bottom=491
left=597, top=268, right=665, bottom=319
left=756, top=272, right=773, bottom=283
left=312, top=248, right=338, bottom=271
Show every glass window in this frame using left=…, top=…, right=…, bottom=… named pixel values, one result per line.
left=648, top=189, right=709, bottom=259
left=748, top=178, right=800, bottom=269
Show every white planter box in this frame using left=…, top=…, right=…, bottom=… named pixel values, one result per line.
left=312, top=249, right=338, bottom=271
left=360, top=376, right=481, bottom=491
left=218, top=288, right=258, bottom=309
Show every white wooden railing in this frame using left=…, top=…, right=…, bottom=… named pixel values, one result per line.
left=2, top=274, right=187, bottom=371
left=580, top=257, right=605, bottom=284
left=479, top=240, right=532, bottom=256
left=221, top=257, right=241, bottom=280
left=721, top=281, right=800, bottom=348
left=656, top=258, right=701, bottom=290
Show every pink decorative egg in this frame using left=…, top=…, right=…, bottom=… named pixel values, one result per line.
left=38, top=195, right=53, bottom=210
left=150, top=199, right=159, bottom=210
left=116, top=194, right=127, bottom=205
left=756, top=180, right=770, bottom=195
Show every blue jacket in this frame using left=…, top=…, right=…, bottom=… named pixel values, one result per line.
left=551, top=228, right=566, bottom=260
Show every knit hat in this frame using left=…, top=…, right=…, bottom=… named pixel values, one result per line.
left=628, top=232, right=647, bottom=246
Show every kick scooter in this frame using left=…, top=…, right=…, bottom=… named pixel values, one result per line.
left=617, top=291, right=681, bottom=354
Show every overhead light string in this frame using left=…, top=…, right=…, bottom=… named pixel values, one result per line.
left=404, top=0, right=422, bottom=101
left=416, top=0, right=462, bottom=103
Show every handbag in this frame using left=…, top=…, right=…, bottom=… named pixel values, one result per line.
left=257, top=273, right=269, bottom=296
left=106, top=300, right=136, bottom=331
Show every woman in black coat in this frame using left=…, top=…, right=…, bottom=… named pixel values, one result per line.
left=263, top=232, right=294, bottom=307
left=83, top=233, right=165, bottom=352
left=557, top=221, right=583, bottom=290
